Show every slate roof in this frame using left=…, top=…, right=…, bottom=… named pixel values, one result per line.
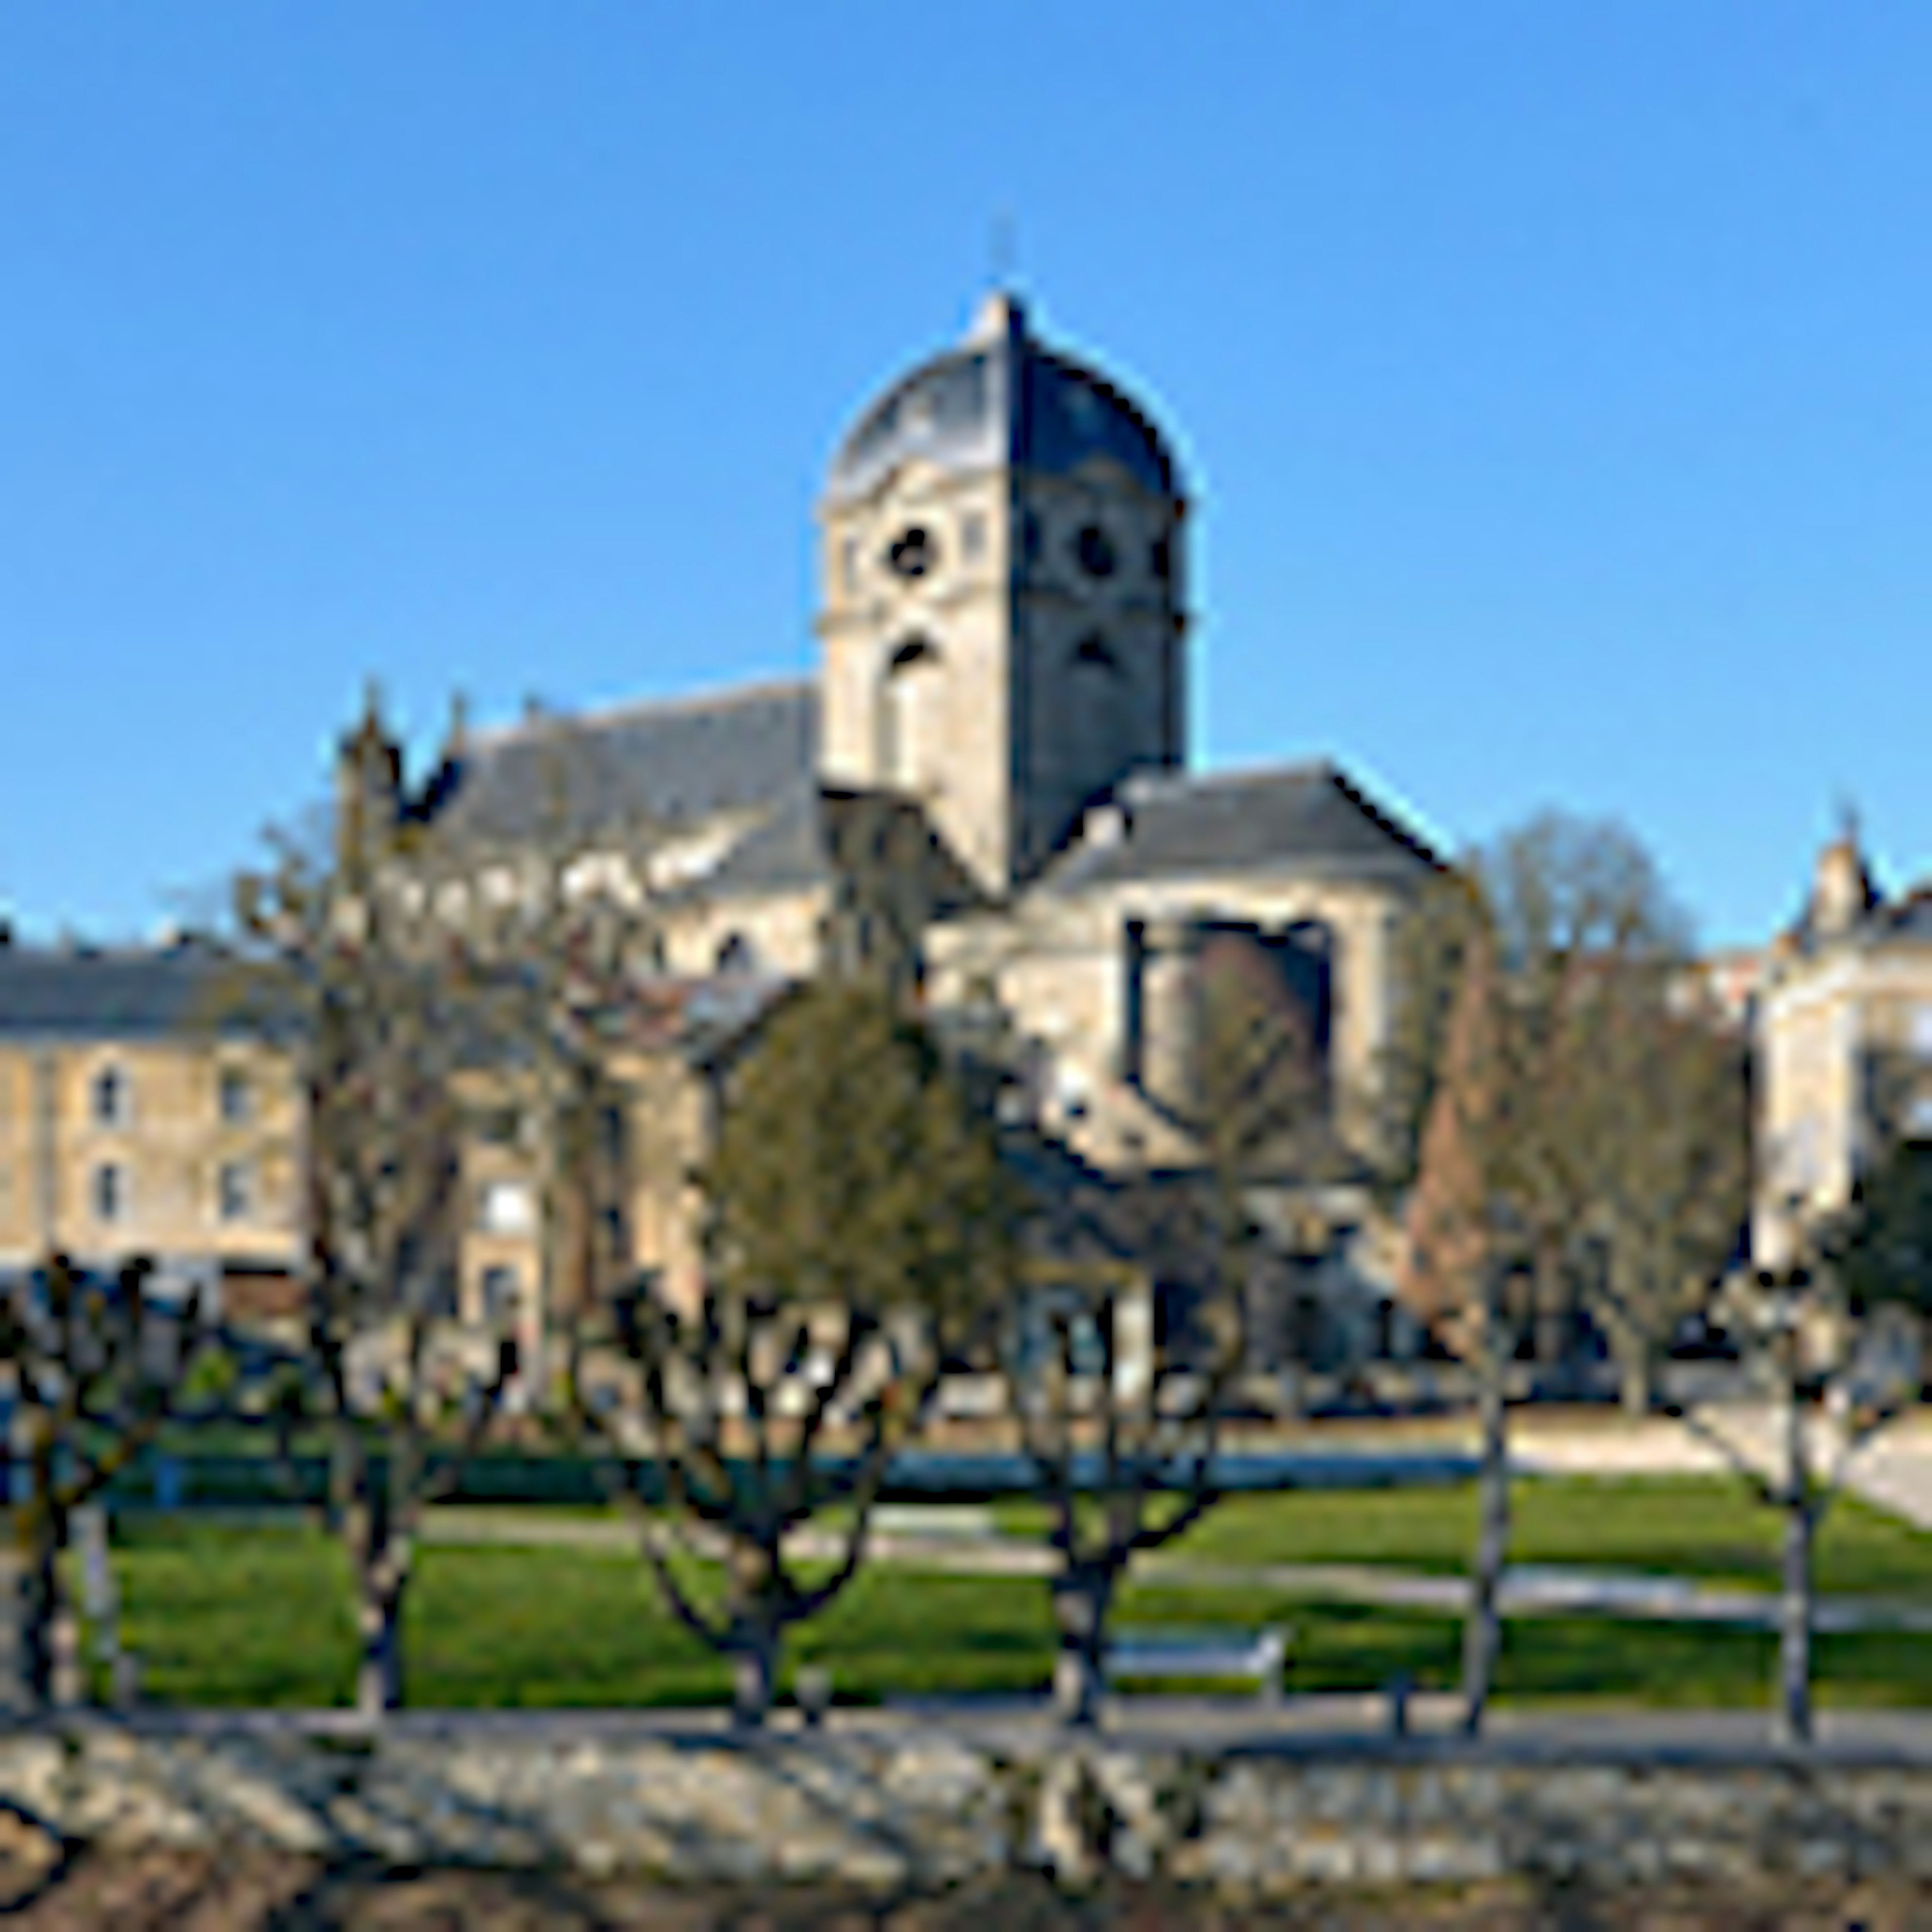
left=1035, top=761, right=1443, bottom=896
left=1850, top=889, right=1932, bottom=949
left=825, top=294, right=1179, bottom=507
left=675, top=781, right=835, bottom=900
left=430, top=681, right=821, bottom=856
left=0, top=943, right=263, bottom=1041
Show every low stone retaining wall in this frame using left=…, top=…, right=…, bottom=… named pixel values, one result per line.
left=5, top=1719, right=1932, bottom=1895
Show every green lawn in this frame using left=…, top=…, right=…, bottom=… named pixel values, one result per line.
left=994, top=1475, right=1932, bottom=1598
left=93, top=1493, right=1932, bottom=1714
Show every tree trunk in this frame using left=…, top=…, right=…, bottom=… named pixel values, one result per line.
left=1776, top=1378, right=1814, bottom=1748
left=356, top=1568, right=405, bottom=1721
left=49, top=1556, right=82, bottom=1711
left=1462, top=1287, right=1510, bottom=1737
left=1052, top=1569, right=1112, bottom=1730
left=726, top=1536, right=782, bottom=1727
left=0, top=1528, right=56, bottom=1715
left=1616, top=1334, right=1654, bottom=1417
left=731, top=1618, right=779, bottom=1727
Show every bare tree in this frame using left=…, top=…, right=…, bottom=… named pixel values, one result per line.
left=1397, top=813, right=1730, bottom=1729
left=0, top=1256, right=217, bottom=1712
left=231, top=744, right=526, bottom=1722
left=1400, top=922, right=1515, bottom=1734
left=1579, top=977, right=1751, bottom=1412
left=563, top=979, right=1014, bottom=1724
left=1644, top=1092, right=1928, bottom=1748
left=1008, top=1227, right=1247, bottom=1729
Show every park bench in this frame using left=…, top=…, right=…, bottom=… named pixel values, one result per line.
left=1104, top=1623, right=1287, bottom=1702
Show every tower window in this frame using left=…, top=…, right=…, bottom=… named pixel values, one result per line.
left=840, top=536, right=859, bottom=593
left=92, top=1065, right=129, bottom=1129
left=887, top=526, right=936, bottom=580
left=1075, top=524, right=1116, bottom=579
left=889, top=636, right=938, bottom=672
left=1074, top=634, right=1119, bottom=674
left=1150, top=533, right=1172, bottom=582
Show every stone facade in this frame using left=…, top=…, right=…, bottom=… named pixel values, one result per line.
left=0, top=946, right=302, bottom=1303
left=1753, top=826, right=1932, bottom=1265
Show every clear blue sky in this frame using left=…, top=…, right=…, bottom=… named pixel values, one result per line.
left=4, top=4, right=1928, bottom=947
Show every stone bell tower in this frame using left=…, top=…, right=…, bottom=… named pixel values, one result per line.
left=814, top=293, right=1188, bottom=895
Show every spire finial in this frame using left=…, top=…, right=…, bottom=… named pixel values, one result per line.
left=989, top=208, right=1017, bottom=290
left=1835, top=790, right=1861, bottom=852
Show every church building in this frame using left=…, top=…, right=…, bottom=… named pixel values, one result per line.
left=400, top=291, right=1445, bottom=1360
left=1, top=293, right=1446, bottom=1375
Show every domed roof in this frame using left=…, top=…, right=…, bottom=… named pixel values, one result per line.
left=824, top=293, right=1181, bottom=507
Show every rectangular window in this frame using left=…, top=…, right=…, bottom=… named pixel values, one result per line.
left=480, top=1264, right=521, bottom=1324
left=93, top=1162, right=124, bottom=1223
left=1912, top=1004, right=1932, bottom=1059
left=217, top=1161, right=253, bottom=1223
left=218, top=1067, right=252, bottom=1125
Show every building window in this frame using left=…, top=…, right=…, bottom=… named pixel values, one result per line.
left=217, top=1161, right=253, bottom=1223
left=960, top=510, right=986, bottom=563
left=715, top=931, right=757, bottom=974
left=1912, top=1004, right=1932, bottom=1059
left=93, top=1162, right=125, bottom=1224
left=218, top=1066, right=252, bottom=1125
left=840, top=536, right=859, bottom=594
left=92, top=1065, right=129, bottom=1129
left=1073, top=633, right=1119, bottom=673
left=480, top=1264, right=521, bottom=1325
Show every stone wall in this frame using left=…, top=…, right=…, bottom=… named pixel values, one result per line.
left=5, top=1719, right=1932, bottom=1895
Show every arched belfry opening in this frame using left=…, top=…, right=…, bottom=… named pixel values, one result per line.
left=878, top=636, right=945, bottom=797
